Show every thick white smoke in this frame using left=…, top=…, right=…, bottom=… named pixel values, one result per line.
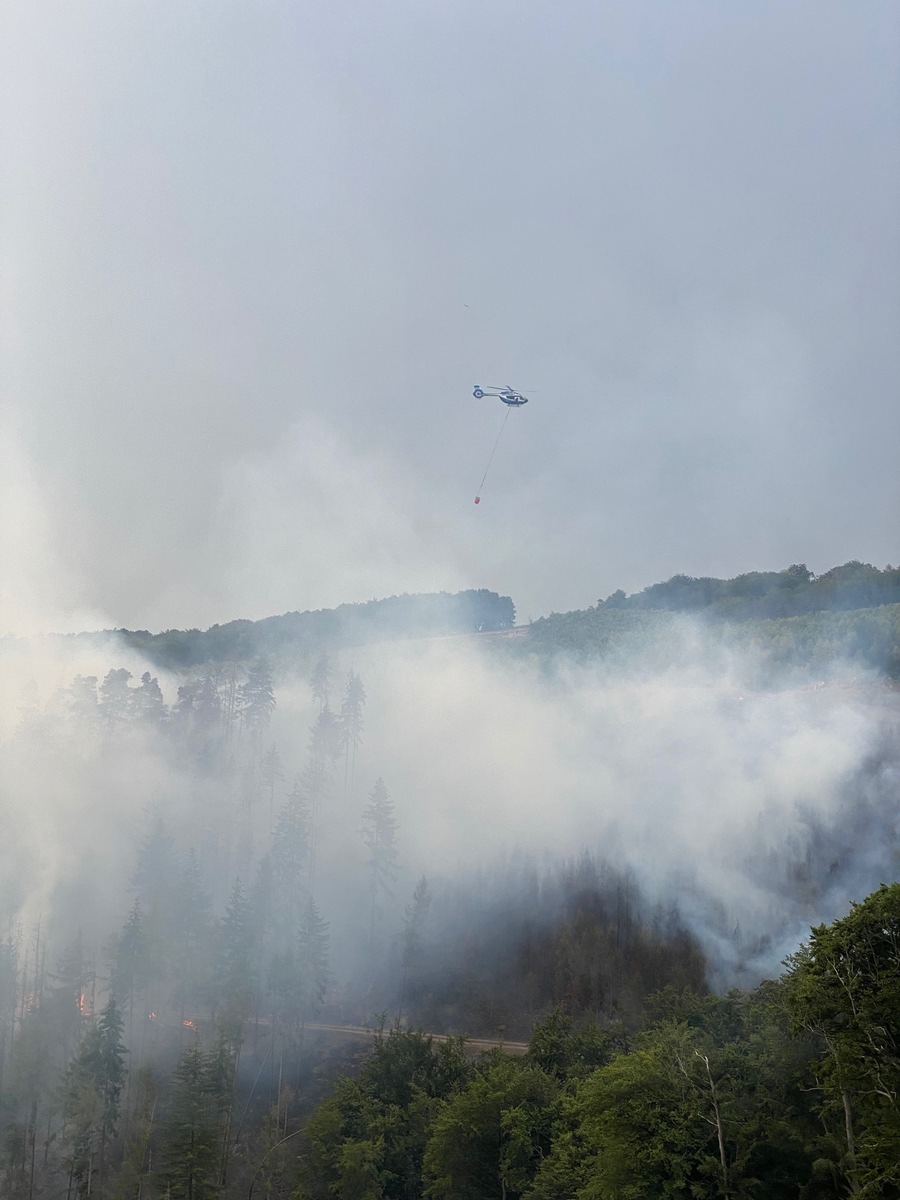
left=1, top=620, right=896, bottom=987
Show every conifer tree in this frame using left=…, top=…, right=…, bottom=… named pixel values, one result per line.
left=310, top=652, right=331, bottom=712
left=296, top=898, right=330, bottom=1026
left=65, top=674, right=100, bottom=742
left=239, top=658, right=276, bottom=746
left=205, top=1029, right=239, bottom=1189
left=339, top=670, right=366, bottom=808
left=173, top=672, right=223, bottom=760
left=302, top=709, right=341, bottom=886
left=160, top=1040, right=221, bottom=1200
left=133, top=671, right=167, bottom=726
left=98, top=668, right=134, bottom=735
left=398, top=876, right=431, bottom=1022
left=111, top=1064, right=158, bottom=1200
left=260, top=743, right=285, bottom=819
left=49, top=931, right=94, bottom=1065
left=6, top=997, right=53, bottom=1200
left=215, top=879, right=255, bottom=1025
left=0, top=932, right=19, bottom=1096
left=247, top=855, right=274, bottom=1033
left=62, top=996, right=127, bottom=1199
left=133, top=818, right=179, bottom=912
left=238, top=660, right=277, bottom=857
left=361, top=779, right=399, bottom=947
left=270, top=778, right=311, bottom=946
left=132, top=819, right=180, bottom=1019
left=110, top=902, right=150, bottom=1047
left=269, top=898, right=330, bottom=1040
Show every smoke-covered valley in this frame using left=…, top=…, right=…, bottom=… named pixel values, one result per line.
left=2, top=582, right=899, bottom=1199
left=3, top=608, right=897, bottom=1005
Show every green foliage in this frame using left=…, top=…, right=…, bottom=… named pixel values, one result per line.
left=110, top=589, right=516, bottom=670
left=784, top=883, right=900, bottom=1194
left=133, top=671, right=166, bottom=725
left=528, top=563, right=900, bottom=677
left=526, top=1010, right=615, bottom=1081
left=423, top=1054, right=559, bottom=1200
left=258, top=887, right=900, bottom=1200
left=215, top=878, right=255, bottom=1022
left=361, top=1027, right=469, bottom=1110
left=362, top=779, right=400, bottom=945
left=601, top=561, right=900, bottom=621
left=529, top=988, right=826, bottom=1200
left=339, top=669, right=367, bottom=807
left=311, top=652, right=332, bottom=711
left=301, top=1028, right=470, bottom=1200
left=240, top=657, right=276, bottom=744
left=530, top=599, right=900, bottom=679
left=160, top=1038, right=230, bottom=1200
left=62, top=997, right=127, bottom=1198
left=7, top=561, right=900, bottom=1200
left=270, top=779, right=312, bottom=941
left=296, top=897, right=331, bottom=1023
left=94, top=668, right=170, bottom=732
left=270, top=896, right=330, bottom=1035
left=398, top=877, right=432, bottom=1023
left=108, top=1064, right=158, bottom=1200
left=109, top=901, right=151, bottom=1013
left=573, top=1034, right=711, bottom=1200
left=341, top=671, right=367, bottom=750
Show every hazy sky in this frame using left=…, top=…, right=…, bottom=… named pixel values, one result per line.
left=2, top=0, right=898, bottom=633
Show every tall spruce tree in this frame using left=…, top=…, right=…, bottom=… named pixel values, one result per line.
left=361, top=778, right=399, bottom=948
left=296, top=898, right=330, bottom=1026
left=261, top=743, right=285, bottom=820
left=240, top=658, right=276, bottom=745
left=270, top=777, right=311, bottom=947
left=161, top=1040, right=221, bottom=1200
left=0, top=932, right=19, bottom=1097
left=269, top=898, right=330, bottom=1040
left=110, top=901, right=150, bottom=1048
left=215, top=879, right=255, bottom=1026
left=302, top=708, right=341, bottom=887
left=133, top=671, right=167, bottom=727
left=62, top=996, right=127, bottom=1200
left=98, top=668, right=133, bottom=736
left=339, top=670, right=366, bottom=808
left=398, top=876, right=432, bottom=1023
left=310, top=653, right=331, bottom=712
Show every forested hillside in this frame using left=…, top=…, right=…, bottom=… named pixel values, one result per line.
left=525, top=563, right=900, bottom=679
left=1, top=559, right=898, bottom=1198
left=32, top=589, right=517, bottom=672
left=599, top=561, right=900, bottom=619
left=300, top=885, right=900, bottom=1200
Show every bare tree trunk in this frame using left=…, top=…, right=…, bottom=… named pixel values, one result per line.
left=43, top=1107, right=52, bottom=1167
left=842, top=1089, right=860, bottom=1194
left=699, top=1053, right=730, bottom=1199
left=27, top=1099, right=37, bottom=1200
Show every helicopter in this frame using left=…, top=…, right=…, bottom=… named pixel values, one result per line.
left=473, top=384, right=529, bottom=407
